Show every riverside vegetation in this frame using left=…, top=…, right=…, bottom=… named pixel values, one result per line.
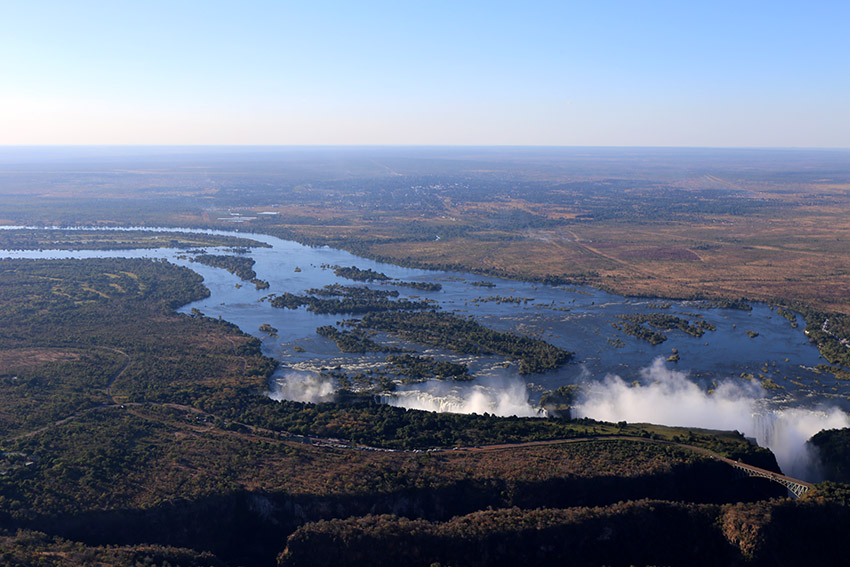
left=189, top=253, right=270, bottom=290
left=3, top=148, right=850, bottom=565
left=3, top=256, right=846, bottom=566
left=270, top=282, right=573, bottom=375
left=0, top=259, right=831, bottom=565
left=0, top=229, right=269, bottom=251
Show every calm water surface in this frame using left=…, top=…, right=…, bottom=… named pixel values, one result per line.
left=2, top=226, right=847, bottom=411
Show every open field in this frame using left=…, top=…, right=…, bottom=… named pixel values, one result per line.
left=3, top=148, right=850, bottom=314
left=4, top=148, right=850, bottom=373
left=243, top=179, right=850, bottom=313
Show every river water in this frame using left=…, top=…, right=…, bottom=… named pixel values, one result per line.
left=5, top=226, right=850, bottom=478
left=3, top=226, right=844, bottom=403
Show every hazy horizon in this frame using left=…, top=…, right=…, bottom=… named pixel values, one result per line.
left=2, top=144, right=850, bottom=149
left=2, top=1, right=848, bottom=147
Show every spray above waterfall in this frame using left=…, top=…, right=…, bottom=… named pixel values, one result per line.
left=573, top=357, right=850, bottom=480
left=269, top=370, right=336, bottom=404
left=269, top=357, right=850, bottom=480
left=383, top=374, right=543, bottom=418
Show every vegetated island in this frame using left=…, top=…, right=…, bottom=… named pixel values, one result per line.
left=386, top=353, right=472, bottom=382
left=315, top=325, right=402, bottom=353
left=270, top=284, right=433, bottom=314
left=330, top=265, right=443, bottom=291
left=0, top=255, right=845, bottom=567
left=390, top=280, right=442, bottom=292
left=614, top=312, right=716, bottom=344
left=297, top=283, right=570, bottom=376
left=331, top=265, right=390, bottom=282
left=347, top=310, right=573, bottom=374
left=0, top=228, right=270, bottom=251
left=190, top=253, right=270, bottom=289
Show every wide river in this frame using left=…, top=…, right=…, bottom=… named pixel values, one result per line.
left=3, top=226, right=849, bottom=478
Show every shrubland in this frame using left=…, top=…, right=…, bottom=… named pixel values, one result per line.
left=0, top=256, right=819, bottom=566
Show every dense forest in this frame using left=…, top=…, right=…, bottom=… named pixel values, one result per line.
left=278, top=486, right=850, bottom=567
left=189, top=253, right=270, bottom=289
left=350, top=311, right=573, bottom=374
left=810, top=428, right=850, bottom=483
left=615, top=313, right=716, bottom=344
left=4, top=256, right=837, bottom=566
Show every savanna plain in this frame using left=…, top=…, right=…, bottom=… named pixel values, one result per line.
left=2, top=146, right=850, bottom=566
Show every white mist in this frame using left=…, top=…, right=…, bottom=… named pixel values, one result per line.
left=574, top=358, right=850, bottom=480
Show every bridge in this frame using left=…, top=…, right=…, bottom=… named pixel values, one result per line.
left=663, top=439, right=813, bottom=498
left=448, top=436, right=815, bottom=500
left=720, top=456, right=812, bottom=498
left=641, top=438, right=813, bottom=498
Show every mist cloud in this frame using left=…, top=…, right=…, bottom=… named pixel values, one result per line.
left=574, top=357, right=850, bottom=480
left=269, top=357, right=850, bottom=482
left=269, top=370, right=335, bottom=404
left=576, top=358, right=761, bottom=432
left=751, top=407, right=849, bottom=481
left=384, top=374, right=542, bottom=418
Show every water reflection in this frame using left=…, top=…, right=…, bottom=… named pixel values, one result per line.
left=1, top=225, right=846, bottom=412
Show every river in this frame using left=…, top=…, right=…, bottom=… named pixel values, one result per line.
left=4, top=225, right=850, bottom=478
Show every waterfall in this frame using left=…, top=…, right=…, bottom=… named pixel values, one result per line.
left=382, top=381, right=544, bottom=418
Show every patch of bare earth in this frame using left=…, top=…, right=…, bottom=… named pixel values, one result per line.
left=0, top=348, right=80, bottom=371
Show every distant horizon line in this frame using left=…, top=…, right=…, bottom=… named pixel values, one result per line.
left=0, top=144, right=848, bottom=151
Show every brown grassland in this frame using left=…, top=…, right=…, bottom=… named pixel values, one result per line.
left=3, top=149, right=850, bottom=565
left=3, top=149, right=849, bottom=314
left=230, top=184, right=850, bottom=314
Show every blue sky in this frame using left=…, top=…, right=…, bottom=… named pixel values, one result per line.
left=1, top=0, right=848, bottom=146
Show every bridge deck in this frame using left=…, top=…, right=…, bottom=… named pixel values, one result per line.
left=453, top=435, right=814, bottom=499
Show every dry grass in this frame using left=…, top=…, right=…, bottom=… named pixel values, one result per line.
left=257, top=193, right=850, bottom=313
left=0, top=348, right=80, bottom=371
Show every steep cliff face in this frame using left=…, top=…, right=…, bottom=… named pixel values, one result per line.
left=277, top=502, right=735, bottom=567
left=23, top=458, right=778, bottom=566
left=278, top=494, right=850, bottom=567
left=810, top=428, right=850, bottom=482
left=719, top=488, right=850, bottom=567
